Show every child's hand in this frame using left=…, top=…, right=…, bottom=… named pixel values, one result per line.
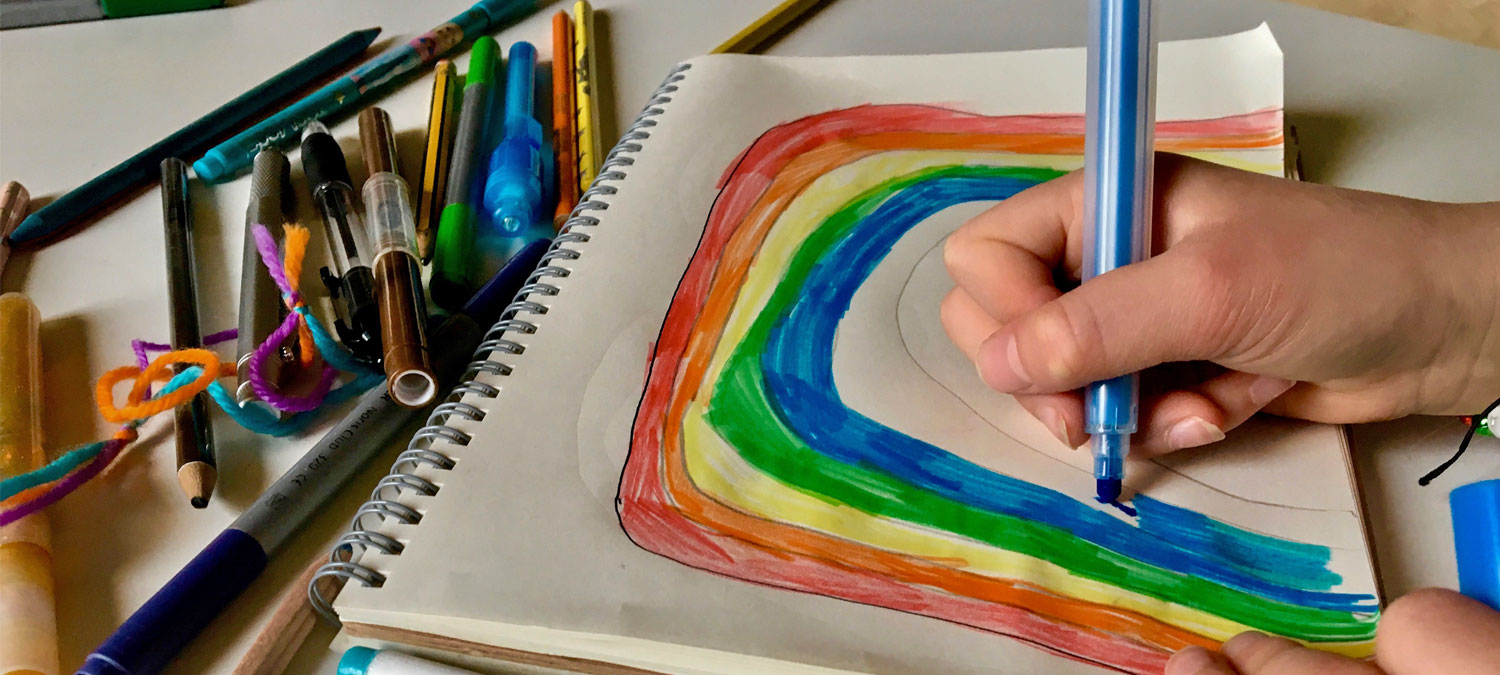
left=1164, top=588, right=1500, bottom=674
left=942, top=153, right=1499, bottom=455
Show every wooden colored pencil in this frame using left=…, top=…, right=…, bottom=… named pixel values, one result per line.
left=573, top=0, right=603, bottom=193
left=160, top=158, right=217, bottom=509
left=552, top=11, right=580, bottom=228
left=231, top=556, right=343, bottom=675
left=417, top=60, right=461, bottom=263
left=711, top=0, right=832, bottom=54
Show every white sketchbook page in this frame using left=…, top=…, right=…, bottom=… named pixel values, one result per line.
left=336, top=26, right=1371, bottom=674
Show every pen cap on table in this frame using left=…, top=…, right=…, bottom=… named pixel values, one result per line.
left=466, top=37, right=499, bottom=87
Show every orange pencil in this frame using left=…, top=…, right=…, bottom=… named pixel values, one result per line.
left=551, top=10, right=580, bottom=228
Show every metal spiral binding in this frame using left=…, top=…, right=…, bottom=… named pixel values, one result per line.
left=310, top=62, right=693, bottom=623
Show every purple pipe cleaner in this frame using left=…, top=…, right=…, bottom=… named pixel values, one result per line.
left=247, top=224, right=338, bottom=412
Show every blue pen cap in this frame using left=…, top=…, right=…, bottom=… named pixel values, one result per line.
left=1451, top=478, right=1500, bottom=611
left=504, top=42, right=537, bottom=121
left=338, top=646, right=378, bottom=675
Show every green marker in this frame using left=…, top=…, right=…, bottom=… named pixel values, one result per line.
left=431, top=36, right=500, bottom=311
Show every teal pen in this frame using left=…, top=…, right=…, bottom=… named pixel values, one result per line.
left=483, top=41, right=544, bottom=234
left=192, top=0, right=539, bottom=183
left=7, top=27, right=378, bottom=246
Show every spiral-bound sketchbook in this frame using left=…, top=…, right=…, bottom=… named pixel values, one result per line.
left=324, top=26, right=1382, bottom=675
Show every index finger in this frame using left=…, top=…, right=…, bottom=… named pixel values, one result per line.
left=943, top=169, right=1083, bottom=324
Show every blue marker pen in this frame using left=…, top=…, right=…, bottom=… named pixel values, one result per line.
left=1083, top=0, right=1155, bottom=505
left=484, top=41, right=545, bottom=234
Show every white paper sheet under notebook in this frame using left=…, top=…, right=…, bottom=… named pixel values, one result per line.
left=330, top=26, right=1381, bottom=674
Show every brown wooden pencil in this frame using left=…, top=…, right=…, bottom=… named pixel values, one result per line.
left=160, top=157, right=217, bottom=509
left=552, top=10, right=580, bottom=228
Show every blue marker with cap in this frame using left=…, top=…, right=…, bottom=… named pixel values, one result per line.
left=1083, top=0, right=1156, bottom=506
left=1452, top=478, right=1500, bottom=612
left=483, top=41, right=545, bottom=235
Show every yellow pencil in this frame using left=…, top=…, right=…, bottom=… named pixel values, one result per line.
left=573, top=0, right=603, bottom=192
left=0, top=293, right=59, bottom=675
left=711, top=0, right=832, bottom=54
left=416, top=60, right=461, bottom=263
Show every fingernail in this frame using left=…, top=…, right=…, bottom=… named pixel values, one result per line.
left=1165, top=646, right=1220, bottom=675
left=1220, top=631, right=1271, bottom=661
left=1249, top=376, right=1296, bottom=407
left=978, top=333, right=1031, bottom=392
left=1167, top=417, right=1225, bottom=450
left=1038, top=405, right=1072, bottom=448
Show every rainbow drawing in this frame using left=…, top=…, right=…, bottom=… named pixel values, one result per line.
left=621, top=104, right=1378, bottom=673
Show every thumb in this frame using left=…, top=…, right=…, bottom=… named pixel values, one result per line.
left=976, top=249, right=1234, bottom=394
left=1218, top=632, right=1381, bottom=675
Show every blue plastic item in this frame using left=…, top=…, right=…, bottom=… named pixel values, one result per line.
left=1083, top=0, right=1156, bottom=505
left=484, top=41, right=545, bottom=235
left=1452, top=478, right=1500, bottom=611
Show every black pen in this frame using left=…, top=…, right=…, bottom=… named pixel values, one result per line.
left=300, top=121, right=382, bottom=363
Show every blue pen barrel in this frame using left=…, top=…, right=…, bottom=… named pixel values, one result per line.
left=504, top=41, right=536, bottom=119
left=484, top=42, right=545, bottom=234
left=79, top=529, right=267, bottom=675
left=1083, top=0, right=1155, bottom=500
left=1084, top=0, right=1155, bottom=283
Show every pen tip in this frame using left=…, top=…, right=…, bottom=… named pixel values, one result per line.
left=302, top=120, right=332, bottom=141
left=1095, top=479, right=1123, bottom=504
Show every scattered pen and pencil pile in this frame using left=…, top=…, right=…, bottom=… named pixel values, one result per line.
left=0, top=0, right=838, bottom=673
left=0, top=1, right=590, bottom=669
left=0, top=0, right=595, bottom=518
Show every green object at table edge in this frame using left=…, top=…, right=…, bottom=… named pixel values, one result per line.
left=100, top=0, right=224, bottom=18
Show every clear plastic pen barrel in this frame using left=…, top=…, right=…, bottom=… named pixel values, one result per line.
left=314, top=183, right=370, bottom=276
left=1084, top=0, right=1155, bottom=503
left=364, top=174, right=418, bottom=261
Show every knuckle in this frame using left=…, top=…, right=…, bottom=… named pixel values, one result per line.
left=1230, top=635, right=1303, bottom=673
left=1026, top=301, right=1095, bottom=386
left=942, top=229, right=978, bottom=276
left=1168, top=246, right=1244, bottom=356
left=1176, top=246, right=1239, bottom=301
left=939, top=289, right=967, bottom=333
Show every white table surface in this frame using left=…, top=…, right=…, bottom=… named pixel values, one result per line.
left=3, top=0, right=1498, bottom=673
